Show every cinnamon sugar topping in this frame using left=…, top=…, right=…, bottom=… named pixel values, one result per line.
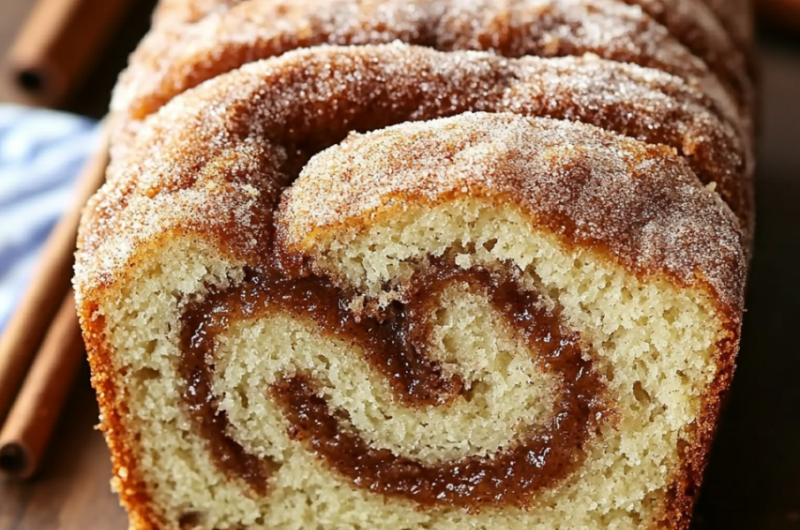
left=76, top=44, right=750, bottom=304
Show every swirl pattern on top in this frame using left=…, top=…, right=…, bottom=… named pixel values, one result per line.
left=114, top=0, right=749, bottom=131
left=95, top=45, right=751, bottom=260
left=150, top=0, right=753, bottom=58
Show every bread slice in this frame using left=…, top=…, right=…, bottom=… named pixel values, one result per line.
left=75, top=48, right=745, bottom=527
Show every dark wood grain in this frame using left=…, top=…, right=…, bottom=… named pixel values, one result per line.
left=0, top=13, right=799, bottom=530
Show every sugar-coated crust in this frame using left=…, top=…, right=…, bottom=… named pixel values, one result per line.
left=147, top=0, right=752, bottom=69
left=78, top=45, right=751, bottom=295
left=277, top=112, right=745, bottom=316
left=112, top=0, right=748, bottom=132
left=148, top=0, right=753, bottom=56
left=76, top=42, right=748, bottom=529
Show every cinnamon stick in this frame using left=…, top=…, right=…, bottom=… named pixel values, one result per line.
left=0, top=290, right=85, bottom=480
left=0, top=129, right=108, bottom=428
left=2, top=0, right=134, bottom=107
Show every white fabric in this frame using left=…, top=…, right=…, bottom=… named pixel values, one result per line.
left=0, top=105, right=99, bottom=331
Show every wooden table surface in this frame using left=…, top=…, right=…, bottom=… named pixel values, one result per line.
left=0, top=5, right=799, bottom=529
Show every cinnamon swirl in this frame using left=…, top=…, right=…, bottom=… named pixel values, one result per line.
left=75, top=2, right=753, bottom=529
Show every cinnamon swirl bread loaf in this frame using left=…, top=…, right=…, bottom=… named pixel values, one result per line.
left=75, top=2, right=753, bottom=530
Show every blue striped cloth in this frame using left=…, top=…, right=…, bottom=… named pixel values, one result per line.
left=0, top=105, right=99, bottom=332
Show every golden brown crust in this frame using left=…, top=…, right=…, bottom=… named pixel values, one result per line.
left=652, top=311, right=740, bottom=530
left=112, top=0, right=747, bottom=131
left=78, top=303, right=161, bottom=530
left=277, top=111, right=745, bottom=316
left=77, top=45, right=750, bottom=300
left=108, top=0, right=756, bottom=245
left=147, top=0, right=754, bottom=70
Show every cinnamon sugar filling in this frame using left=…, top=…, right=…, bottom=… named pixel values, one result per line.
left=122, top=0, right=751, bottom=124
left=178, top=258, right=612, bottom=509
